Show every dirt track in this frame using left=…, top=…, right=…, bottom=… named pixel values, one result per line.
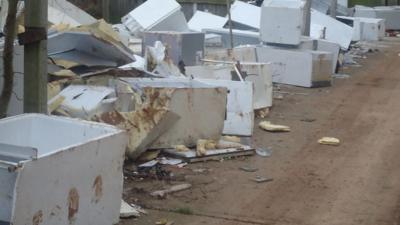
left=121, top=38, right=400, bottom=225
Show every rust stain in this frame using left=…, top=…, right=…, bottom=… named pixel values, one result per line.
left=68, top=188, right=79, bottom=222
left=98, top=111, right=125, bottom=125
left=92, top=175, right=103, bottom=203
left=32, top=210, right=43, bottom=225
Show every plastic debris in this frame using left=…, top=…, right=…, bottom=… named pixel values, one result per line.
left=120, top=200, right=140, bottom=218
left=240, top=165, right=258, bottom=172
left=174, top=145, right=190, bottom=152
left=259, top=121, right=291, bottom=132
left=318, top=137, right=340, bottom=146
left=196, top=139, right=216, bottom=156
left=160, top=158, right=183, bottom=166
left=251, top=176, right=274, bottom=183
left=138, top=160, right=159, bottom=168
left=150, top=183, right=192, bottom=198
left=222, top=136, right=241, bottom=143
left=256, top=148, right=272, bottom=157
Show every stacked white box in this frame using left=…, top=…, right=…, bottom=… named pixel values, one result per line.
left=354, top=5, right=400, bottom=30
left=260, top=0, right=306, bottom=45
left=337, top=16, right=385, bottom=41
left=263, top=37, right=340, bottom=74
left=230, top=0, right=261, bottom=30
left=188, top=10, right=228, bottom=32
left=374, top=6, right=400, bottom=30
left=257, top=47, right=333, bottom=87
left=360, top=17, right=385, bottom=41
left=121, top=0, right=188, bottom=36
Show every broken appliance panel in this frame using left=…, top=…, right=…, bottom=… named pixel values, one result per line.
left=0, top=114, right=127, bottom=225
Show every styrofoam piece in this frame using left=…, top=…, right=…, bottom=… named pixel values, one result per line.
left=121, top=0, right=188, bottom=36
left=142, top=31, right=205, bottom=66
left=257, top=47, right=333, bottom=87
left=196, top=79, right=254, bottom=136
left=49, top=85, right=116, bottom=119
left=311, top=9, right=353, bottom=49
left=188, top=10, right=228, bottom=32
left=203, top=28, right=260, bottom=48
left=122, top=77, right=227, bottom=148
left=0, top=114, right=127, bottom=225
left=230, top=0, right=261, bottom=30
left=260, top=0, right=306, bottom=45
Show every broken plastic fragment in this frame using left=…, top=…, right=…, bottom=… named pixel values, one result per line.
left=259, top=121, right=290, bottom=132
left=174, top=145, right=190, bottom=152
left=196, top=139, right=211, bottom=156
left=222, top=135, right=241, bottom=143
left=120, top=200, right=140, bottom=218
left=318, top=137, right=340, bottom=146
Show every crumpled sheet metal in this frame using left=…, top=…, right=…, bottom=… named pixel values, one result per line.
left=124, top=78, right=228, bottom=149
left=48, top=31, right=135, bottom=68
left=96, top=108, right=180, bottom=159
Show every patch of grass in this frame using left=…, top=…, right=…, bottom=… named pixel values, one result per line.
left=171, top=207, right=194, bottom=215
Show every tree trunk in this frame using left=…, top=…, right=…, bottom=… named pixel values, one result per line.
left=0, top=0, right=18, bottom=118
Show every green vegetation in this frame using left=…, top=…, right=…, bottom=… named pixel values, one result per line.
left=171, top=207, right=194, bottom=215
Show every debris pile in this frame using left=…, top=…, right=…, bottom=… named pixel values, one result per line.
left=0, top=0, right=399, bottom=224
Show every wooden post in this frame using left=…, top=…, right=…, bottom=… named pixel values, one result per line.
left=303, top=0, right=311, bottom=36
left=24, top=0, right=47, bottom=113
left=226, top=0, right=234, bottom=49
left=0, top=0, right=18, bottom=118
left=330, top=0, right=337, bottom=18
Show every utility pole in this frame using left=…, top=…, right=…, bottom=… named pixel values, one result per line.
left=330, top=0, right=337, bottom=18
left=303, top=0, right=311, bottom=36
left=23, top=0, right=48, bottom=113
left=226, top=0, right=234, bottom=49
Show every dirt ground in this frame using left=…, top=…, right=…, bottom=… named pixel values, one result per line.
left=120, top=37, right=400, bottom=225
